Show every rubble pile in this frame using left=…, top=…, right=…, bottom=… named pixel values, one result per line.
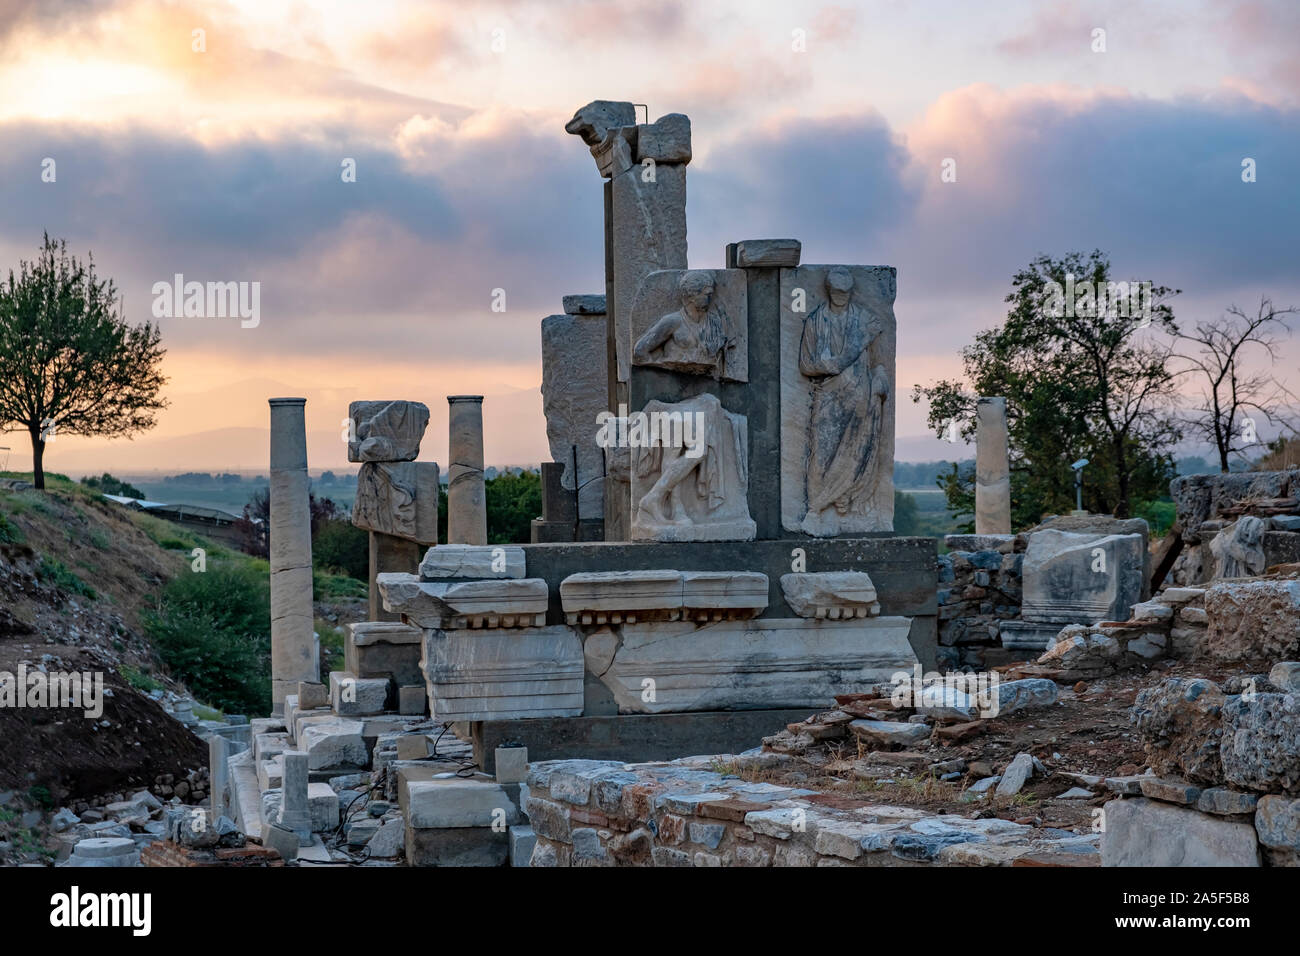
left=523, top=754, right=1100, bottom=868
left=1102, top=665, right=1300, bottom=866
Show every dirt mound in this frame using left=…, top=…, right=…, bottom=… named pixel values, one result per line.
left=0, top=478, right=210, bottom=802
left=0, top=648, right=208, bottom=801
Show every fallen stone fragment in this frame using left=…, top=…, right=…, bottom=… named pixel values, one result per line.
left=993, top=678, right=1059, bottom=717
left=849, top=719, right=930, bottom=748
left=996, top=753, right=1036, bottom=796
left=1254, top=795, right=1300, bottom=859
left=1269, top=661, right=1300, bottom=695
left=1056, top=787, right=1095, bottom=800
left=933, top=720, right=985, bottom=743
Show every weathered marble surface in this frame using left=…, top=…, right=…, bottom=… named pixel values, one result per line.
left=419, top=544, right=525, bottom=580
left=560, top=569, right=685, bottom=618
left=566, top=102, right=690, bottom=385
left=975, top=397, right=1011, bottom=535
left=352, top=460, right=439, bottom=543
left=780, top=571, right=879, bottom=619
left=1020, top=529, right=1145, bottom=624
left=630, top=269, right=747, bottom=382
left=1100, top=797, right=1260, bottom=867
left=562, top=294, right=607, bottom=315
left=541, top=311, right=606, bottom=519
left=733, top=238, right=801, bottom=268
left=423, top=625, right=585, bottom=721
left=379, top=573, right=548, bottom=629
left=347, top=400, right=429, bottom=463
left=610, top=165, right=688, bottom=385
left=630, top=393, right=755, bottom=542
left=780, top=265, right=897, bottom=536
left=564, top=100, right=638, bottom=177
left=636, top=112, right=692, bottom=164
left=345, top=621, right=422, bottom=692
left=559, top=569, right=767, bottom=623
left=585, top=616, right=917, bottom=714
left=447, top=396, right=487, bottom=545
left=1209, top=516, right=1268, bottom=579
left=269, top=398, right=318, bottom=709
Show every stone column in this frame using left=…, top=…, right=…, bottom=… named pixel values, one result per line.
left=446, top=396, right=487, bottom=545
left=269, top=398, right=318, bottom=712
left=208, top=735, right=230, bottom=820
left=975, top=396, right=1011, bottom=535
left=277, top=750, right=312, bottom=845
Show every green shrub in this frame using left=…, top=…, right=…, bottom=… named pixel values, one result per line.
left=0, top=512, right=22, bottom=544
left=313, top=517, right=368, bottom=580
left=485, top=469, right=542, bottom=544
left=36, top=556, right=97, bottom=600
left=313, top=570, right=367, bottom=601
left=316, top=618, right=348, bottom=683
left=144, top=562, right=272, bottom=715
left=1136, top=498, right=1176, bottom=537
left=119, top=664, right=162, bottom=693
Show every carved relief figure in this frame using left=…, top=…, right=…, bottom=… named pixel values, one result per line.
left=798, top=267, right=889, bottom=531
left=631, top=393, right=754, bottom=541
left=632, top=271, right=733, bottom=379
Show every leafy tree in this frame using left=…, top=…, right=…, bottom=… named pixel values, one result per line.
left=233, top=487, right=270, bottom=558
left=80, top=472, right=145, bottom=499
left=0, top=235, right=166, bottom=489
left=893, top=490, right=920, bottom=535
left=485, top=469, right=542, bottom=544
left=313, top=518, right=368, bottom=580
left=913, top=250, right=1182, bottom=523
left=144, top=561, right=271, bottom=714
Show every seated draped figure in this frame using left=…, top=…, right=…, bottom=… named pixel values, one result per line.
left=632, top=270, right=736, bottom=379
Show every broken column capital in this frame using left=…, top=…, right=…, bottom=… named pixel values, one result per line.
left=565, top=100, right=637, bottom=177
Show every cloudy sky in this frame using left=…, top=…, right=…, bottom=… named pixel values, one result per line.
left=2, top=0, right=1298, bottom=475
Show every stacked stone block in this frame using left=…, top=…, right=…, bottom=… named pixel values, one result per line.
left=936, top=535, right=1023, bottom=669
left=522, top=757, right=1098, bottom=867
left=1102, top=666, right=1300, bottom=866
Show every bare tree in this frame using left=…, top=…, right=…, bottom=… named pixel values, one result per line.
left=1174, top=297, right=1298, bottom=473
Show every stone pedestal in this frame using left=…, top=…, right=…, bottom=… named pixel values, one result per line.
left=277, top=750, right=313, bottom=845
left=975, top=396, right=1011, bottom=535
left=447, top=396, right=487, bottom=545
left=269, top=398, right=318, bottom=711
left=209, top=735, right=230, bottom=820
left=369, top=531, right=422, bottom=622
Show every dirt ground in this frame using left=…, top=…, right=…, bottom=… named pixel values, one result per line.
left=737, top=658, right=1252, bottom=833
left=0, top=647, right=208, bottom=801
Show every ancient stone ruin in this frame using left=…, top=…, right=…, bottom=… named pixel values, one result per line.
left=124, top=101, right=1300, bottom=871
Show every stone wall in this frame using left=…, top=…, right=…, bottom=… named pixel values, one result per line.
left=936, top=535, right=1024, bottom=670
left=1168, top=469, right=1300, bottom=587
left=140, top=840, right=284, bottom=867
left=522, top=755, right=1097, bottom=867
left=1103, top=666, right=1300, bottom=866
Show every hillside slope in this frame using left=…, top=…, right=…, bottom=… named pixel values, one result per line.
left=0, top=475, right=208, bottom=798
